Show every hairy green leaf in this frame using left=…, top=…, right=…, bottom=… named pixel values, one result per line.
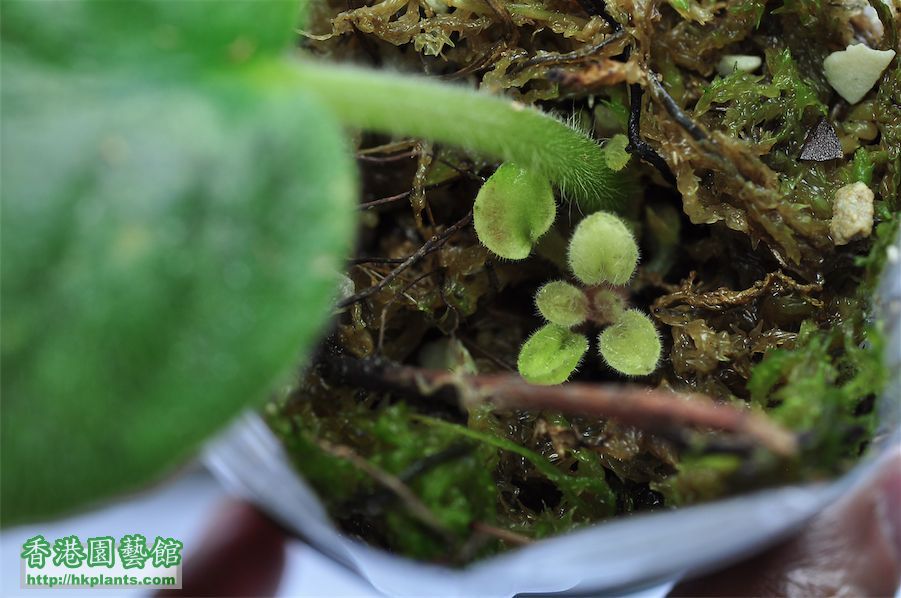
left=535, top=281, right=588, bottom=328
left=517, top=324, right=588, bottom=385
left=0, top=1, right=356, bottom=524
left=474, top=163, right=556, bottom=260
left=567, top=211, right=639, bottom=286
left=598, top=310, right=661, bottom=376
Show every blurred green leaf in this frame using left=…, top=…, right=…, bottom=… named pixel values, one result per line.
left=1, top=0, right=357, bottom=524
left=1, top=0, right=304, bottom=72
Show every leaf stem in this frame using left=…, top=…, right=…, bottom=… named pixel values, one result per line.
left=293, top=59, right=628, bottom=209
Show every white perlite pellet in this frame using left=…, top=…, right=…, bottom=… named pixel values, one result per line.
left=830, top=182, right=875, bottom=246
left=823, top=44, right=896, bottom=104
left=716, top=54, right=762, bottom=76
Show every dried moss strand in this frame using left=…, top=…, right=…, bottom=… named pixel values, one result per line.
left=575, top=0, right=621, bottom=30
left=510, top=30, right=625, bottom=74
left=294, top=60, right=626, bottom=208
left=652, top=271, right=824, bottom=311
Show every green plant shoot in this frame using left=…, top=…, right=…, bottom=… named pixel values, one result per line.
left=517, top=211, right=660, bottom=383
left=591, top=290, right=626, bottom=324
left=603, top=134, right=631, bottom=171
left=292, top=61, right=630, bottom=209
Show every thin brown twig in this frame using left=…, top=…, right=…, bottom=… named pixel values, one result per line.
left=358, top=190, right=412, bottom=211
left=435, top=156, right=485, bottom=183
left=357, top=178, right=460, bottom=211
left=337, top=211, right=473, bottom=309
left=442, top=42, right=507, bottom=80
left=315, top=439, right=451, bottom=538
left=348, top=256, right=408, bottom=265
left=462, top=375, right=797, bottom=456
left=321, top=355, right=798, bottom=456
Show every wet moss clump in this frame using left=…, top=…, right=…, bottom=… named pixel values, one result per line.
left=268, top=0, right=899, bottom=563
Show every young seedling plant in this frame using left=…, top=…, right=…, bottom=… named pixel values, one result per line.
left=470, top=149, right=651, bottom=385
left=505, top=212, right=662, bottom=385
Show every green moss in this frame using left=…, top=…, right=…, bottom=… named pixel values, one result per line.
left=772, top=0, right=822, bottom=26
left=695, top=48, right=826, bottom=152
left=273, top=402, right=498, bottom=560
left=746, top=207, right=897, bottom=472
left=747, top=318, right=886, bottom=471
left=652, top=454, right=743, bottom=506
left=418, top=414, right=616, bottom=523
left=851, top=148, right=875, bottom=186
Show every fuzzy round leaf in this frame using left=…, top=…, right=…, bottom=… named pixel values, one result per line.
left=517, top=324, right=588, bottom=385
left=568, top=211, right=638, bottom=285
left=474, top=162, right=556, bottom=260
left=535, top=281, right=588, bottom=328
left=598, top=310, right=661, bottom=376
